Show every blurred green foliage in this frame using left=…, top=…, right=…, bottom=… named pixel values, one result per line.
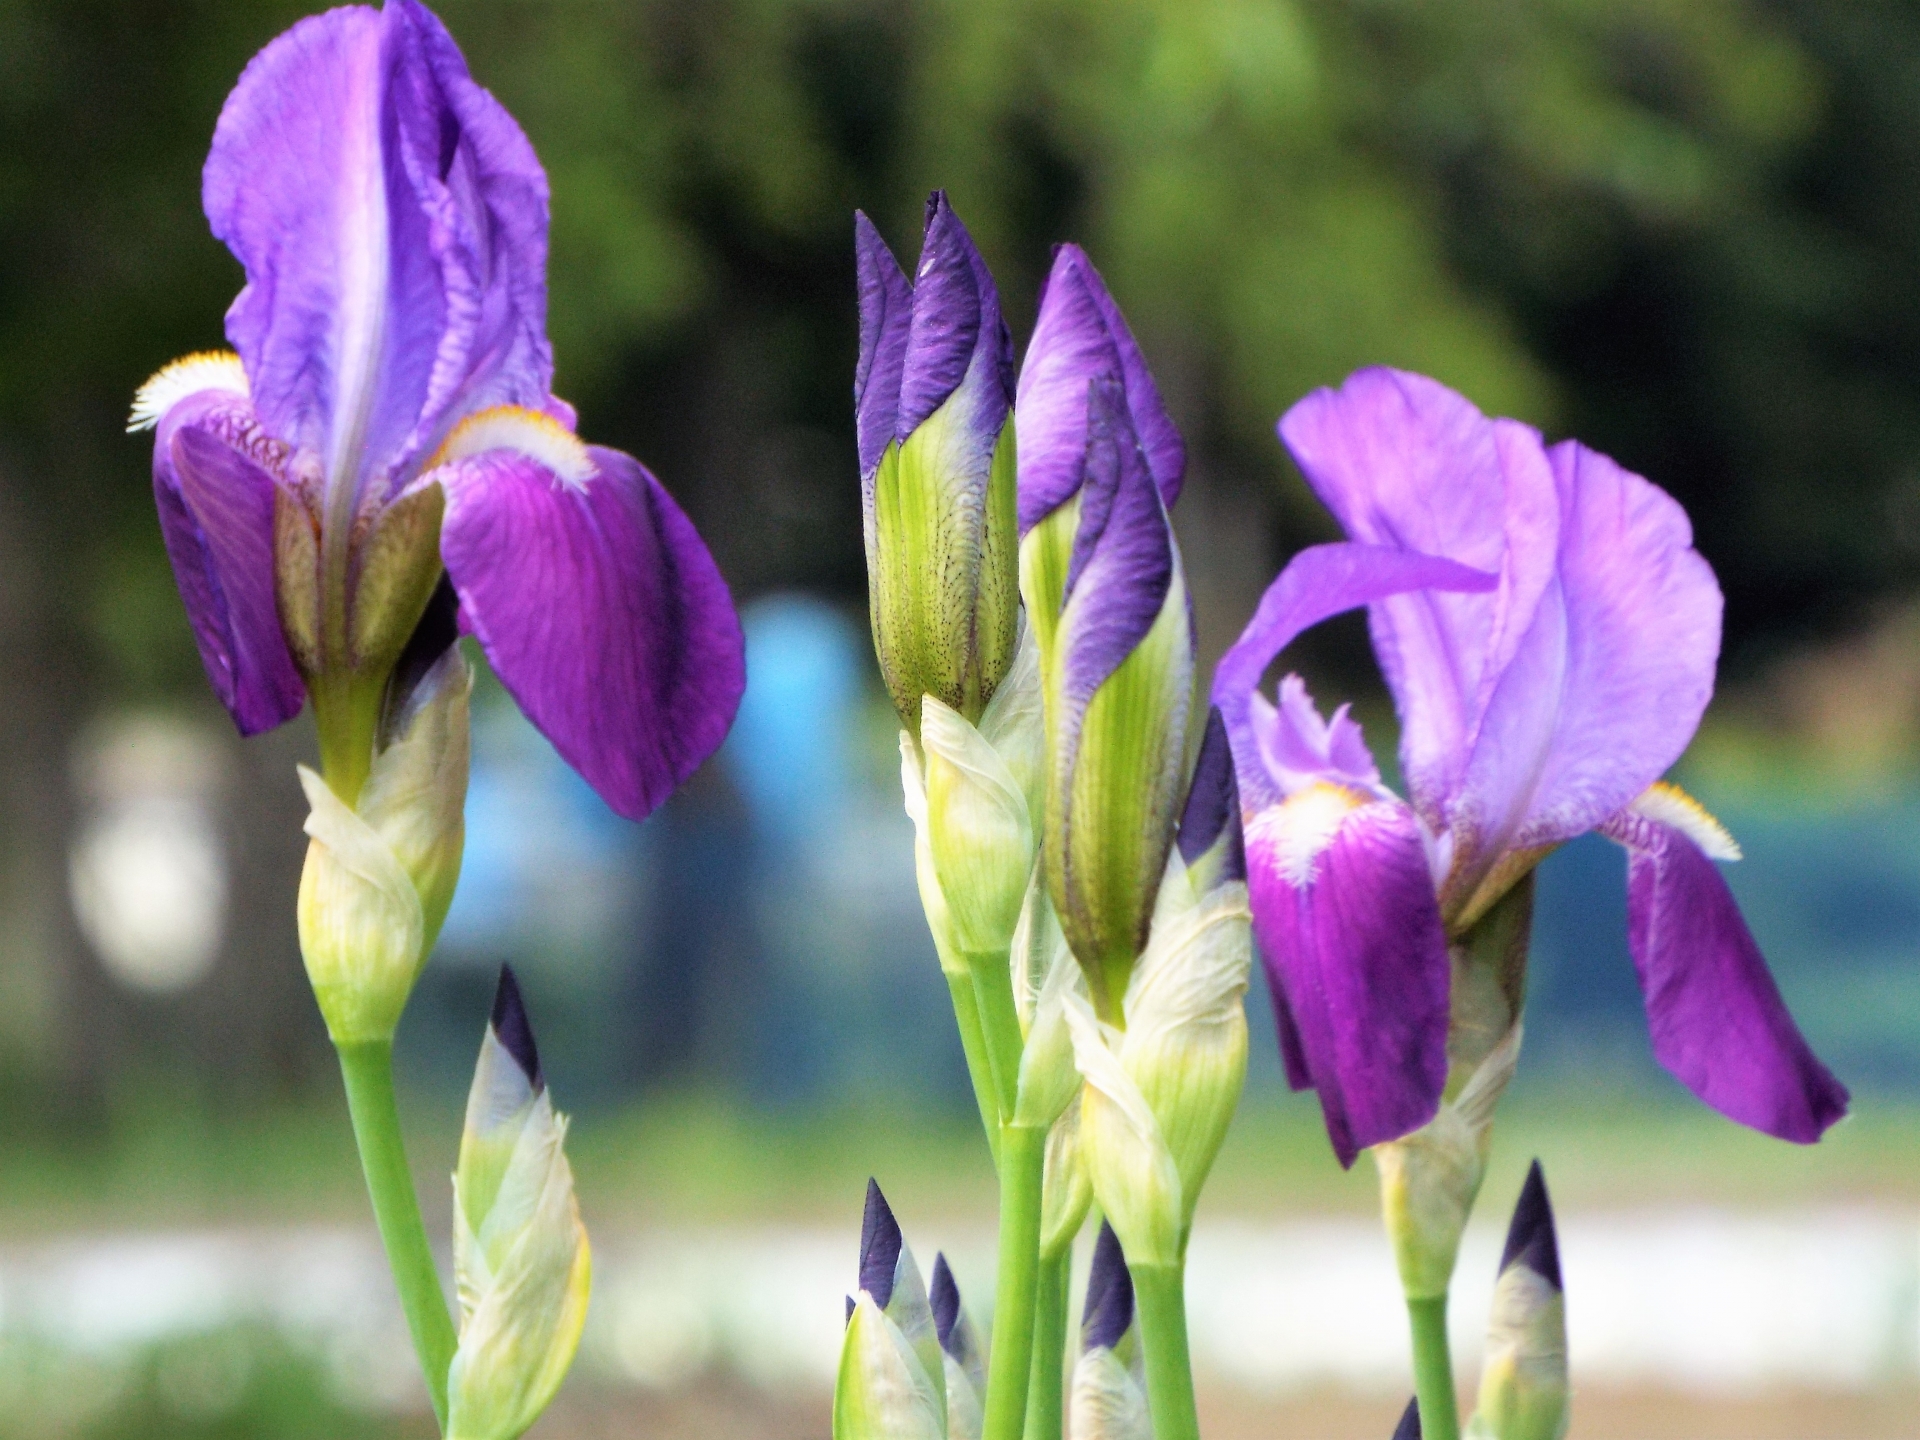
left=2, top=0, right=1919, bottom=701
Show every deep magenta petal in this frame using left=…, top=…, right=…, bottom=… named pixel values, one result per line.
left=1017, top=244, right=1183, bottom=533
left=439, top=446, right=745, bottom=821
left=1247, top=796, right=1450, bottom=1167
left=1212, top=542, right=1496, bottom=814
left=153, top=397, right=305, bottom=735
left=205, top=1, right=550, bottom=499
left=1603, top=812, right=1849, bottom=1143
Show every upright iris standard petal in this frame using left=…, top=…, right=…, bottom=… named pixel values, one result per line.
left=1277, top=370, right=1723, bottom=919
left=853, top=212, right=913, bottom=479
left=437, top=444, right=746, bottom=822
left=154, top=393, right=305, bottom=734
left=204, top=0, right=550, bottom=506
left=1044, top=379, right=1192, bottom=1013
left=1601, top=798, right=1849, bottom=1143
left=1017, top=244, right=1184, bottom=534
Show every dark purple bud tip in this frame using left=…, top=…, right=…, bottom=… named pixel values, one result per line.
left=1177, top=706, right=1243, bottom=878
left=379, top=573, right=461, bottom=748
left=859, top=1178, right=904, bottom=1308
left=1499, top=1159, right=1562, bottom=1291
left=845, top=1294, right=856, bottom=1327
left=1081, top=1222, right=1134, bottom=1352
left=490, top=964, right=542, bottom=1090
left=1391, top=1396, right=1421, bottom=1440
left=930, top=1253, right=962, bottom=1351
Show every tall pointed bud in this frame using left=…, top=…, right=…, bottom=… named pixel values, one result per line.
left=857, top=195, right=1019, bottom=737
left=296, top=605, right=470, bottom=1043
left=1068, top=1224, right=1151, bottom=1440
left=1018, top=246, right=1189, bottom=1019
left=1465, top=1163, right=1569, bottom=1440
left=1393, top=1397, right=1423, bottom=1439
left=446, top=968, right=591, bottom=1440
left=836, top=1180, right=947, bottom=1440
left=930, top=1255, right=986, bottom=1440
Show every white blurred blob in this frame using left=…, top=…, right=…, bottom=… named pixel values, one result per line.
left=68, top=715, right=226, bottom=994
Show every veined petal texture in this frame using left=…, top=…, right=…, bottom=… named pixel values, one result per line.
left=437, top=444, right=745, bottom=822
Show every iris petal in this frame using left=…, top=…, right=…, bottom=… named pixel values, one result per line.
left=1602, top=806, right=1849, bottom=1143
left=438, top=444, right=745, bottom=821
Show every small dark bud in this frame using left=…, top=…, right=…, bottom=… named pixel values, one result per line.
left=1081, top=1221, right=1135, bottom=1352
left=489, top=964, right=542, bottom=1090
left=1499, top=1159, right=1562, bottom=1291
left=1391, top=1396, right=1421, bottom=1440
left=930, top=1253, right=962, bottom=1351
left=858, top=1178, right=904, bottom=1308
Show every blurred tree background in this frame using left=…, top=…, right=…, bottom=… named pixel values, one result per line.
left=3, top=0, right=1920, bottom=1115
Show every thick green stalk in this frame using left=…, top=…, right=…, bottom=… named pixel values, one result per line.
left=1023, top=1246, right=1072, bottom=1440
left=967, top=949, right=1025, bottom=1123
left=337, top=1040, right=457, bottom=1431
left=982, top=1122, right=1046, bottom=1440
left=1131, top=1262, right=1199, bottom=1440
left=944, top=970, right=1002, bottom=1169
left=1408, top=1293, right=1460, bottom=1440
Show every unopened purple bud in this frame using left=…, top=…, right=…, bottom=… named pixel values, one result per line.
left=1176, top=706, right=1244, bottom=887
left=1500, top=1161, right=1561, bottom=1291
left=859, top=1177, right=904, bottom=1308
left=490, top=963, right=543, bottom=1091
left=1392, top=1396, right=1421, bottom=1440
left=1081, top=1221, right=1135, bottom=1352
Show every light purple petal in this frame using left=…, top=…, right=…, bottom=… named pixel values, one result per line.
left=1601, top=809, right=1849, bottom=1143
left=1278, top=370, right=1559, bottom=831
left=438, top=445, right=746, bottom=821
left=1016, top=244, right=1184, bottom=533
left=1248, top=791, right=1450, bottom=1167
left=205, top=2, right=550, bottom=503
left=1456, top=440, right=1721, bottom=870
left=1211, top=541, right=1497, bottom=814
left=1251, top=676, right=1384, bottom=802
left=853, top=211, right=910, bottom=478
left=153, top=393, right=305, bottom=735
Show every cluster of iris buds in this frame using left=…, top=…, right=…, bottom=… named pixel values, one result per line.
left=844, top=193, right=1849, bottom=1440
left=131, top=4, right=1850, bottom=1439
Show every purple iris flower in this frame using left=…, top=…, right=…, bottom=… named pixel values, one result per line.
left=1214, top=368, right=1848, bottom=1164
left=130, top=0, right=743, bottom=820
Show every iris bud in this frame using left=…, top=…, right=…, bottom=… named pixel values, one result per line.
left=446, top=969, right=591, bottom=1440
left=835, top=1181, right=947, bottom=1440
left=856, top=195, right=1019, bottom=737
left=930, top=1255, right=985, bottom=1440
left=1464, top=1163, right=1570, bottom=1440
left=1067, top=1224, right=1150, bottom=1440
left=296, top=635, right=470, bottom=1043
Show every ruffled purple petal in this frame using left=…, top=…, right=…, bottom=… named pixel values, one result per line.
left=153, top=393, right=305, bottom=735
left=1278, top=370, right=1559, bottom=832
left=438, top=445, right=745, bottom=821
left=1016, top=244, right=1184, bottom=533
left=1248, top=789, right=1450, bottom=1167
left=1456, top=440, right=1721, bottom=868
left=853, top=211, right=911, bottom=479
left=205, top=2, right=550, bottom=502
left=1601, top=809, right=1849, bottom=1143
left=1211, top=541, right=1497, bottom=814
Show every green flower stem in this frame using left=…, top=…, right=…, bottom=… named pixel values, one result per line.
left=1023, top=1246, right=1072, bottom=1440
left=1408, top=1293, right=1460, bottom=1440
left=982, top=1121, right=1046, bottom=1440
left=337, top=1039, right=457, bottom=1432
left=944, top=970, right=1002, bottom=1169
left=1132, top=1261, right=1199, bottom=1440
left=966, top=949, right=1025, bottom=1123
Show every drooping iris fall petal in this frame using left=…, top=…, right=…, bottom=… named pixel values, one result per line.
left=1601, top=800, right=1849, bottom=1143
left=437, top=445, right=745, bottom=822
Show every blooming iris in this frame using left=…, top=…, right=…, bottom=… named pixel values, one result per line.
left=1214, top=368, right=1848, bottom=1164
left=130, top=0, right=743, bottom=819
